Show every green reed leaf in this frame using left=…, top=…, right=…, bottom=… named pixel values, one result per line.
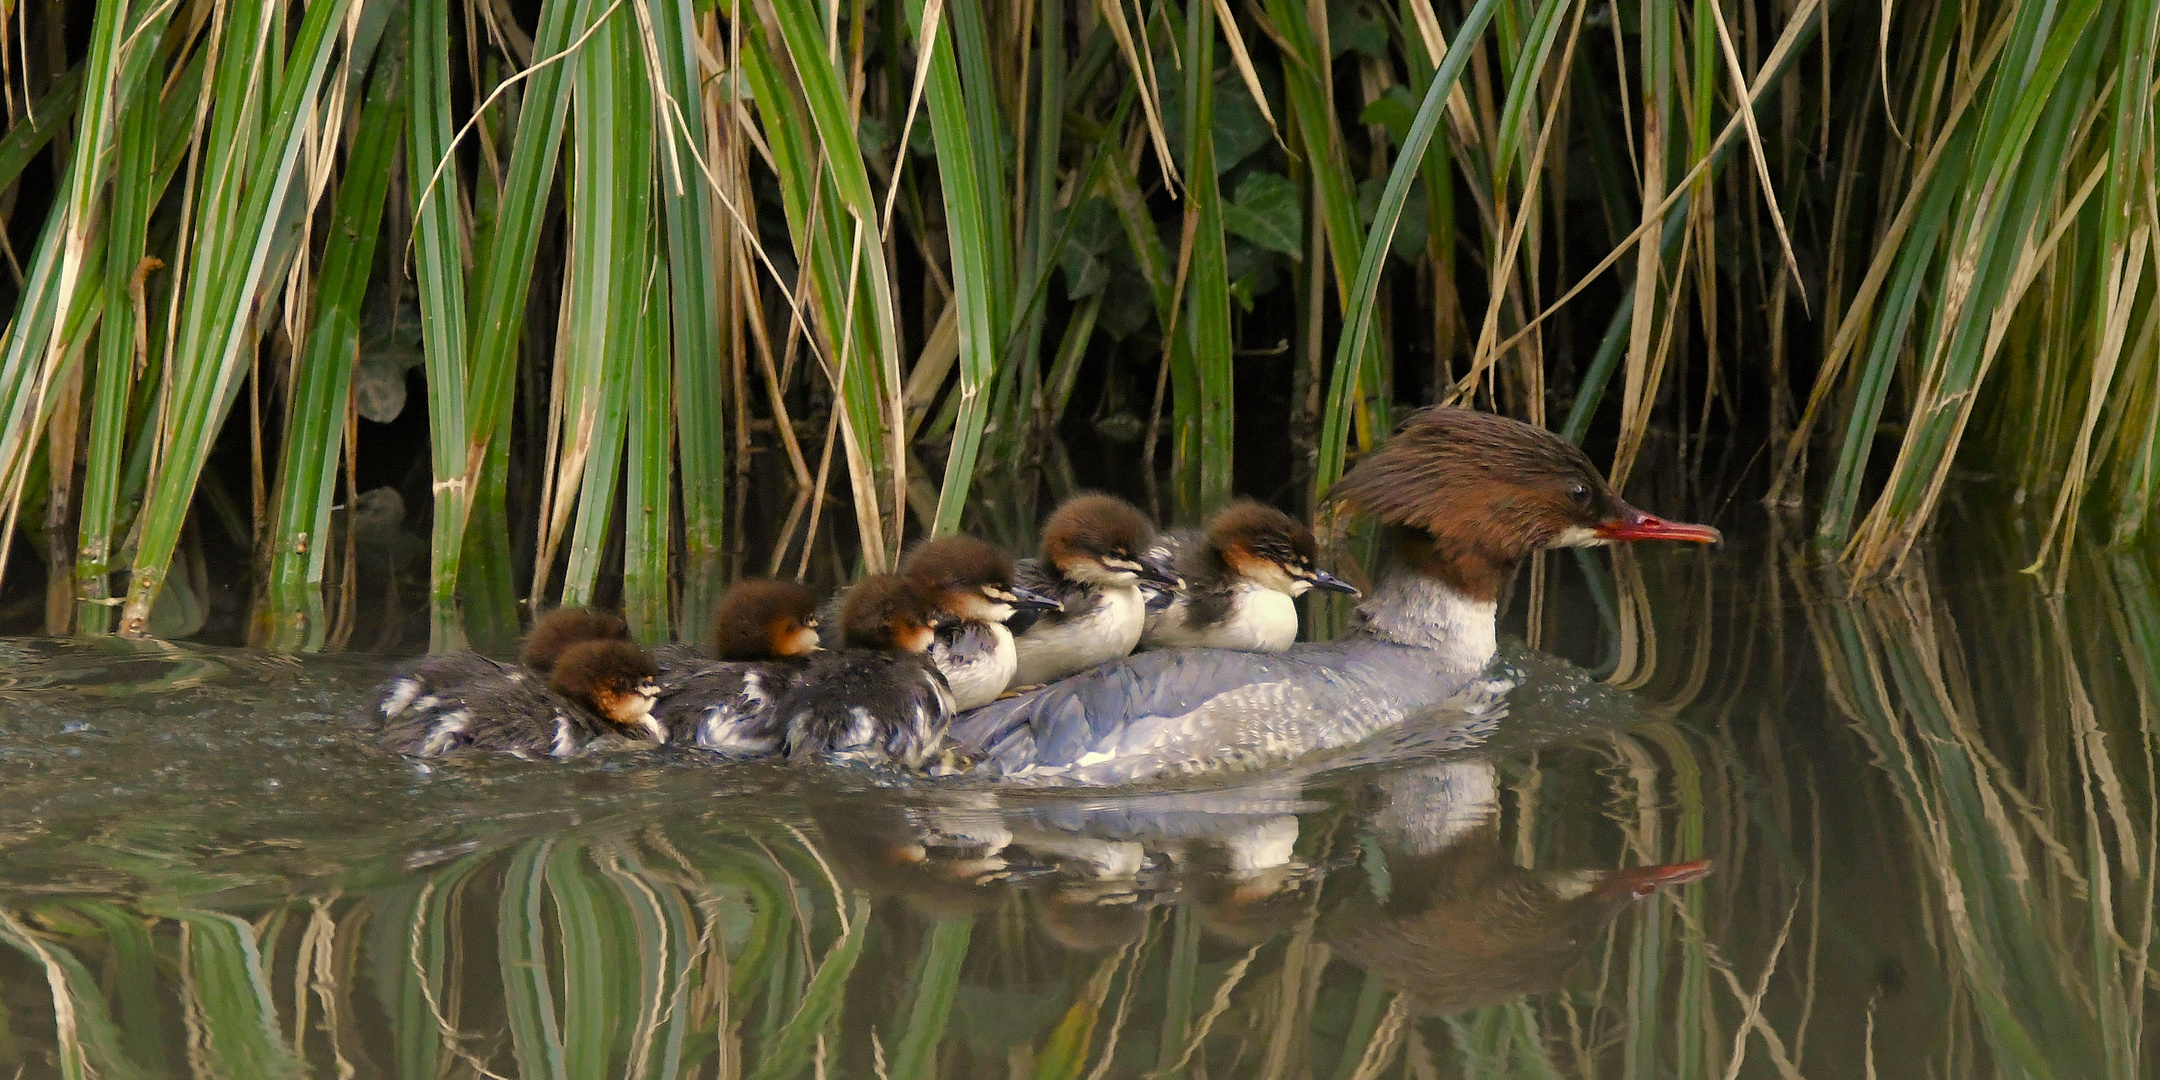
left=116, top=0, right=352, bottom=636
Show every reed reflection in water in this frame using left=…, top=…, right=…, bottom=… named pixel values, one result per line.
left=0, top=533, right=2155, bottom=1078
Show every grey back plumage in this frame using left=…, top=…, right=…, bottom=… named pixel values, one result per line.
left=377, top=668, right=614, bottom=759
left=948, top=633, right=1497, bottom=785
left=369, top=652, right=517, bottom=731
left=653, top=656, right=807, bottom=757
left=775, top=651, right=955, bottom=769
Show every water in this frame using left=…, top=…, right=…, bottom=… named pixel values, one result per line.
left=1, top=530, right=2155, bottom=1079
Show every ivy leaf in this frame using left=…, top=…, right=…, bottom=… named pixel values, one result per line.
left=1226, top=237, right=1283, bottom=311
left=1058, top=199, right=1120, bottom=299
left=1356, top=177, right=1430, bottom=261
left=855, top=114, right=890, bottom=159
left=1159, top=67, right=1275, bottom=176
left=1222, top=172, right=1303, bottom=258
left=1329, top=4, right=1389, bottom=58
left=1096, top=270, right=1155, bottom=341
left=1209, top=78, right=1272, bottom=175
left=1357, top=86, right=1420, bottom=148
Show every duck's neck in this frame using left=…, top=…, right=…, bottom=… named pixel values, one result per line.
left=1357, top=566, right=1499, bottom=675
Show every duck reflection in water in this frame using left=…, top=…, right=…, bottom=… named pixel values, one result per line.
left=810, top=754, right=1707, bottom=1010
left=1326, top=760, right=1711, bottom=1015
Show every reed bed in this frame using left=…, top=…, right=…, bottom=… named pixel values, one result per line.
left=0, top=0, right=2152, bottom=648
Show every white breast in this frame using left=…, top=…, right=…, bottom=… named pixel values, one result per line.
left=1012, top=585, right=1145, bottom=687
left=1146, top=585, right=1299, bottom=652
left=936, top=622, right=1017, bottom=711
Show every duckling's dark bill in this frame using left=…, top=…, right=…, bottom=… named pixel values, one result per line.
left=1138, top=551, right=1182, bottom=588
left=1006, top=584, right=1063, bottom=611
left=1304, top=568, right=1361, bottom=596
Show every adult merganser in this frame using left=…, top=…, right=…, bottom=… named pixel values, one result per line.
left=949, top=407, right=1721, bottom=784
left=1139, top=499, right=1360, bottom=652
left=899, top=535, right=1061, bottom=709
left=652, top=579, right=823, bottom=756
left=773, top=574, right=955, bottom=769
left=371, top=607, right=628, bottom=728
left=1008, top=493, right=1181, bottom=688
left=377, top=638, right=663, bottom=758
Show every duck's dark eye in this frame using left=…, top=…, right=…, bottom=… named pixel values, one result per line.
left=1567, top=482, right=1593, bottom=506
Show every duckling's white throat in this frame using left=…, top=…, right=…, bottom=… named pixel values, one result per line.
left=1356, top=568, right=1499, bottom=676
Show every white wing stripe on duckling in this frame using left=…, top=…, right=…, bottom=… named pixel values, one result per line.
left=419, top=711, right=470, bottom=757
left=380, top=678, right=423, bottom=718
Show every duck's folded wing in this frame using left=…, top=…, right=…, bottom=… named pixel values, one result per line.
left=652, top=643, right=716, bottom=689
left=369, top=653, right=516, bottom=728
left=949, top=647, right=1336, bottom=780
left=380, top=676, right=605, bottom=759
left=948, top=637, right=1485, bottom=784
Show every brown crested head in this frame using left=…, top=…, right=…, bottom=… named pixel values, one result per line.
left=903, top=535, right=1041, bottom=622
left=548, top=639, right=664, bottom=740
left=1200, top=499, right=1359, bottom=596
left=1040, top=493, right=1157, bottom=581
left=839, top=574, right=942, bottom=654
left=521, top=608, right=630, bottom=672
left=902, top=535, right=1013, bottom=593
left=1207, top=499, right=1321, bottom=570
left=1325, top=408, right=1719, bottom=602
left=712, top=579, right=823, bottom=661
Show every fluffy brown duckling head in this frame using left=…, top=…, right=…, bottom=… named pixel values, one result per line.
left=711, top=579, right=823, bottom=661
left=1325, top=407, right=1721, bottom=602
left=520, top=608, right=630, bottom=672
left=839, top=574, right=944, bottom=654
left=1203, top=499, right=1361, bottom=598
left=901, top=536, right=1059, bottom=624
left=1039, top=494, right=1179, bottom=588
left=548, top=639, right=664, bottom=742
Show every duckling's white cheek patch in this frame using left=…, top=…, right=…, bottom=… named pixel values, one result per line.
left=963, top=593, right=1015, bottom=623
left=1261, top=568, right=1299, bottom=594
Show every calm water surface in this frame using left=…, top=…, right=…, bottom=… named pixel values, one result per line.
left=1, top=528, right=2154, bottom=1079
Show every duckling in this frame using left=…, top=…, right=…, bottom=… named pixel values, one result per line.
left=772, top=574, right=955, bottom=769
left=371, top=607, right=627, bottom=727
left=521, top=608, right=631, bottom=671
left=652, top=579, right=823, bottom=756
left=1008, top=494, right=1181, bottom=688
left=1140, top=500, right=1359, bottom=652
left=899, top=536, right=1061, bottom=710
left=378, top=638, right=663, bottom=759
